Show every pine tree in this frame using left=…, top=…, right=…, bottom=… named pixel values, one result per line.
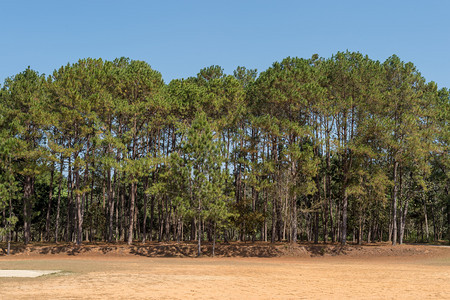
left=180, top=112, right=229, bottom=256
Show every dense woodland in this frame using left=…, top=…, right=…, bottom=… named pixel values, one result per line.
left=0, top=52, right=448, bottom=255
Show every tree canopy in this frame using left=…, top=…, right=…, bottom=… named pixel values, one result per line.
left=0, top=53, right=448, bottom=250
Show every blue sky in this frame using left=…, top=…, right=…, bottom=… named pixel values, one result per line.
left=1, top=0, right=449, bottom=88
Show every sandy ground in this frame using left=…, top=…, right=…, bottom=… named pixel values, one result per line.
left=0, top=244, right=449, bottom=299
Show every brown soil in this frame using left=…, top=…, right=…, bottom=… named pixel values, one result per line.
left=1, top=241, right=448, bottom=258
left=1, top=242, right=449, bottom=299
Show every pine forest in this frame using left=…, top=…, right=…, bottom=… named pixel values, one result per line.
left=0, top=52, right=449, bottom=255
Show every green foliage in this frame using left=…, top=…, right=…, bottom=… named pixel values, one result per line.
left=0, top=53, right=447, bottom=245
left=181, top=112, right=231, bottom=222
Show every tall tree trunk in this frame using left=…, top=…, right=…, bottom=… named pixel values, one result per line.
left=191, top=218, right=196, bottom=242
left=142, top=175, right=149, bottom=243
left=55, top=156, right=64, bottom=243
left=212, top=221, right=216, bottom=257
left=127, top=182, right=136, bottom=245
left=446, top=185, right=449, bottom=245
left=423, top=195, right=430, bottom=242
left=66, top=155, right=73, bottom=242
left=358, top=214, right=363, bottom=245
left=45, top=163, right=55, bottom=241
left=330, top=195, right=335, bottom=243
left=314, top=212, right=320, bottom=244
left=107, top=167, right=117, bottom=243
left=23, top=175, right=33, bottom=245
left=399, top=200, right=409, bottom=244
left=340, top=112, right=349, bottom=246
left=341, top=188, right=348, bottom=245
left=7, top=196, right=12, bottom=255
left=197, top=215, right=202, bottom=256
left=271, top=195, right=276, bottom=243
left=324, top=120, right=331, bottom=243
left=1, top=212, right=4, bottom=241
left=106, top=167, right=113, bottom=242
left=430, top=196, right=438, bottom=242
left=292, top=197, right=297, bottom=243
left=392, top=160, right=399, bottom=245
left=75, top=163, right=82, bottom=245
left=119, top=182, right=125, bottom=242
left=54, top=183, right=63, bottom=242
left=81, top=140, right=90, bottom=242
left=165, top=197, right=171, bottom=241
left=323, top=175, right=328, bottom=244
left=127, top=117, right=138, bottom=245
left=149, top=194, right=155, bottom=241
left=110, top=172, right=117, bottom=242
left=314, top=170, right=320, bottom=244
left=263, top=189, right=268, bottom=242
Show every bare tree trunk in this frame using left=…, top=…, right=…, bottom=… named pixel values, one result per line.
left=314, top=212, right=319, bottom=244
left=324, top=121, right=331, bottom=243
left=108, top=168, right=117, bottom=243
left=119, top=183, right=125, bottom=242
left=114, top=181, right=119, bottom=242
left=7, top=197, right=12, bottom=255
left=323, top=176, right=328, bottom=244
left=142, top=177, right=148, bottom=243
left=149, top=194, right=155, bottom=241
left=341, top=189, right=348, bottom=245
left=330, top=196, right=335, bottom=243
left=158, top=202, right=163, bottom=242
left=271, top=196, right=276, bottom=243
left=45, top=163, right=55, bottom=241
left=66, top=156, right=73, bottom=242
left=423, top=195, right=430, bottom=242
left=165, top=197, right=171, bottom=242
left=430, top=197, right=438, bottom=242
left=277, top=196, right=283, bottom=242
left=23, top=175, right=33, bottom=245
left=392, top=160, right=399, bottom=245
left=127, top=182, right=136, bottom=245
left=75, top=164, right=83, bottom=246
left=81, top=140, right=90, bottom=243
left=399, top=200, right=409, bottom=244
left=212, top=222, right=216, bottom=257
left=127, top=119, right=138, bottom=245
left=55, top=156, right=64, bottom=243
left=446, top=185, right=449, bottom=245
left=191, top=218, right=195, bottom=241
left=292, top=197, right=297, bottom=243
left=106, top=168, right=113, bottom=242
left=358, top=214, right=363, bottom=245
left=1, top=212, right=4, bottom=241
left=263, top=190, right=268, bottom=242
left=197, top=214, right=202, bottom=256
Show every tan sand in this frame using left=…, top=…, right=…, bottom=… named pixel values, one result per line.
left=0, top=247, right=449, bottom=299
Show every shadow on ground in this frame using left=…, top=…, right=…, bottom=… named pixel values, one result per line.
left=1, top=241, right=444, bottom=258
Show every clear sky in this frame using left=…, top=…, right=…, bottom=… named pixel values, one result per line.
left=1, top=0, right=449, bottom=88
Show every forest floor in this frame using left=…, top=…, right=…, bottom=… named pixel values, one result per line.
left=0, top=242, right=449, bottom=299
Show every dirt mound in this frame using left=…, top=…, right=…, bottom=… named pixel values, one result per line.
left=1, top=241, right=447, bottom=258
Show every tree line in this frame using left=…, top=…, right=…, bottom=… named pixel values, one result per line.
left=0, top=52, right=448, bottom=255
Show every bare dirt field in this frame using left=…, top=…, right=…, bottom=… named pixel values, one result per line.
left=1, top=242, right=449, bottom=299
